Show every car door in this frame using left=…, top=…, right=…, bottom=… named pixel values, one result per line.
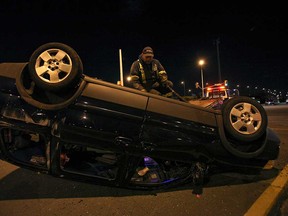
left=54, top=80, right=148, bottom=186
left=141, top=95, right=219, bottom=162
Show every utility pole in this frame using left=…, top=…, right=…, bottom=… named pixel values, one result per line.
left=119, top=49, right=124, bottom=86
left=198, top=60, right=205, bottom=98
left=216, top=37, right=222, bottom=83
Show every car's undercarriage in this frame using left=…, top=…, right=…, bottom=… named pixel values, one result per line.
left=0, top=42, right=281, bottom=193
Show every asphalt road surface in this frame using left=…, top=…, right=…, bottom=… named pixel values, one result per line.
left=262, top=104, right=288, bottom=216
left=0, top=104, right=288, bottom=216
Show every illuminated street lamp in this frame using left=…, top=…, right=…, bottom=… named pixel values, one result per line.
left=181, top=81, right=186, bottom=96
left=198, top=59, right=205, bottom=97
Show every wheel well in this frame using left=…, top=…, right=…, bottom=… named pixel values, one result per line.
left=16, top=64, right=87, bottom=110
left=216, top=114, right=267, bottom=158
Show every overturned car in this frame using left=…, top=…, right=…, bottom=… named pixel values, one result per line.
left=0, top=42, right=280, bottom=191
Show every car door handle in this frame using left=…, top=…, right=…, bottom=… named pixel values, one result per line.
left=141, top=141, right=157, bottom=151
left=115, top=136, right=132, bottom=147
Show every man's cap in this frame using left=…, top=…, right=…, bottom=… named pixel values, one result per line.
left=142, top=46, right=154, bottom=56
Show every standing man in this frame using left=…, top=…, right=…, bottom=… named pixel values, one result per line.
left=129, top=46, right=173, bottom=97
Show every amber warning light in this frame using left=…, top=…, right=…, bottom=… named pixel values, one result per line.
left=207, top=85, right=225, bottom=92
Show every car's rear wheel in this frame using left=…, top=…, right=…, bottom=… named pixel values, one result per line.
left=28, top=42, right=83, bottom=92
left=222, top=96, right=267, bottom=142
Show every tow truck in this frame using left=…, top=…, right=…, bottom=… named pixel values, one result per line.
left=192, top=80, right=239, bottom=108
left=205, top=80, right=239, bottom=100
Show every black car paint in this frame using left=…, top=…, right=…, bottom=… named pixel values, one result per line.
left=0, top=62, right=281, bottom=189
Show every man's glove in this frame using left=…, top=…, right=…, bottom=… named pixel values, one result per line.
left=162, top=92, right=173, bottom=98
left=152, top=82, right=160, bottom=88
left=162, top=80, right=173, bottom=88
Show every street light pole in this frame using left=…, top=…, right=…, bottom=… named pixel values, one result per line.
left=198, top=60, right=205, bottom=98
left=181, top=81, right=186, bottom=96
left=200, top=66, right=204, bottom=97
left=216, top=37, right=222, bottom=83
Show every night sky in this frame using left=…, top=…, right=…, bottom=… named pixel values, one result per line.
left=1, top=1, right=287, bottom=95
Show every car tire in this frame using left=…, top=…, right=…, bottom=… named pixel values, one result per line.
left=28, top=42, right=83, bottom=92
left=222, top=96, right=268, bottom=142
